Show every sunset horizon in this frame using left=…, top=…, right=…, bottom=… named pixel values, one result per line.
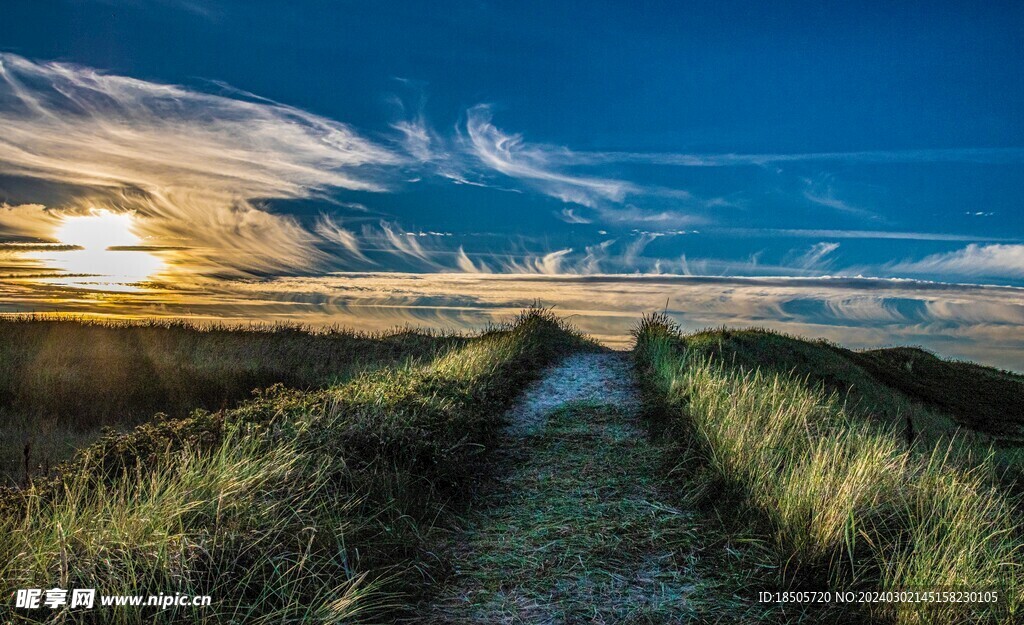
left=3, top=3, right=1024, bottom=370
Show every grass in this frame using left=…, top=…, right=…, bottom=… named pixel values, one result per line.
left=1, top=308, right=590, bottom=623
left=4, top=308, right=1021, bottom=623
left=849, top=347, right=1024, bottom=437
left=633, top=314, right=1023, bottom=624
left=675, top=326, right=1024, bottom=440
left=0, top=315, right=463, bottom=483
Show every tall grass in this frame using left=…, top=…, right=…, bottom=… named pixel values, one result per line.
left=634, top=314, right=1022, bottom=624
left=1, top=309, right=590, bottom=623
left=0, top=316, right=462, bottom=481
left=2, top=429, right=375, bottom=623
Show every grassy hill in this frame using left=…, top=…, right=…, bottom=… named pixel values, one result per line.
left=849, top=346, right=1024, bottom=438
left=1, top=309, right=592, bottom=623
left=2, top=310, right=1021, bottom=623
left=678, top=326, right=1024, bottom=438
left=0, top=317, right=464, bottom=483
left=634, top=315, right=1024, bottom=624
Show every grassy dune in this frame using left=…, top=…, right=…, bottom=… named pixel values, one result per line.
left=634, top=314, right=1023, bottom=624
left=666, top=324, right=1024, bottom=440
left=0, top=317, right=463, bottom=483
left=1, top=309, right=590, bottom=623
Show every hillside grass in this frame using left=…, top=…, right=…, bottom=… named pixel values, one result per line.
left=675, top=325, right=1024, bottom=492
left=634, top=314, right=1023, bottom=624
left=675, top=326, right=1024, bottom=439
left=850, top=346, right=1024, bottom=437
left=0, top=316, right=463, bottom=483
left=1, top=309, right=591, bottom=623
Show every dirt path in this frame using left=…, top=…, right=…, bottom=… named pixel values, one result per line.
left=420, top=352, right=706, bottom=623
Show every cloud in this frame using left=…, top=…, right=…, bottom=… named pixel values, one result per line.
left=500, top=248, right=574, bottom=274
left=7, top=272, right=1022, bottom=369
left=622, top=233, right=660, bottom=268
left=88, top=0, right=222, bottom=19
left=578, top=239, right=616, bottom=274
left=3, top=54, right=1020, bottom=287
left=559, top=208, right=592, bottom=224
left=463, top=105, right=636, bottom=208
left=800, top=176, right=876, bottom=218
left=796, top=241, right=840, bottom=269
left=337, top=201, right=371, bottom=212
left=560, top=147, right=1024, bottom=168
left=314, top=215, right=372, bottom=263
left=0, top=204, right=62, bottom=241
left=0, top=53, right=401, bottom=276
left=392, top=117, right=435, bottom=163
left=595, top=204, right=707, bottom=228
left=888, top=244, right=1024, bottom=279
left=713, top=227, right=1015, bottom=242
left=455, top=247, right=492, bottom=273
left=370, top=221, right=446, bottom=269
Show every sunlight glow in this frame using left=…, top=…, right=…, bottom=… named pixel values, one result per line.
left=55, top=209, right=141, bottom=251
left=30, top=209, right=165, bottom=290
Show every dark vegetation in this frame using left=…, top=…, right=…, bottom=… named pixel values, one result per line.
left=634, top=315, right=1023, bottom=624
left=0, top=316, right=464, bottom=482
left=850, top=347, right=1024, bottom=438
left=0, top=309, right=591, bottom=623
left=676, top=327, right=1024, bottom=438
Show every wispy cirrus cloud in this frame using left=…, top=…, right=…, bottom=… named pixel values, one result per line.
left=463, top=104, right=636, bottom=208
left=314, top=215, right=372, bottom=264
left=712, top=227, right=1017, bottom=242
left=794, top=241, right=841, bottom=270
left=458, top=105, right=729, bottom=228
left=887, top=244, right=1024, bottom=280
left=0, top=53, right=402, bottom=276
left=3, top=53, right=1021, bottom=289
left=554, top=147, right=1024, bottom=167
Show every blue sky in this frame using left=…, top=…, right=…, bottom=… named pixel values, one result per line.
left=1, top=1, right=1023, bottom=366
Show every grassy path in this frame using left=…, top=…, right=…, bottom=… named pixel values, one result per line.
left=420, top=352, right=709, bottom=623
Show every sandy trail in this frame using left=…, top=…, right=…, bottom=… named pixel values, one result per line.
left=502, top=352, right=641, bottom=436
left=420, top=352, right=701, bottom=623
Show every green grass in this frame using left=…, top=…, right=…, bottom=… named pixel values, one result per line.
left=1, top=309, right=591, bottom=623
left=633, top=314, right=1023, bottom=624
left=5, top=309, right=1021, bottom=623
left=0, top=316, right=463, bottom=483
left=677, top=326, right=1024, bottom=439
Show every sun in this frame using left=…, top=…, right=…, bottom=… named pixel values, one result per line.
left=54, top=209, right=142, bottom=251
left=32, top=208, right=165, bottom=289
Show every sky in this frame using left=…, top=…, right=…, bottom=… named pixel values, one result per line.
left=1, top=1, right=1023, bottom=368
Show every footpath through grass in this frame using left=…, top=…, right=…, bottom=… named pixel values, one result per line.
left=1, top=309, right=587, bottom=624
left=421, top=352, right=776, bottom=623
left=634, top=314, right=1023, bottom=624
